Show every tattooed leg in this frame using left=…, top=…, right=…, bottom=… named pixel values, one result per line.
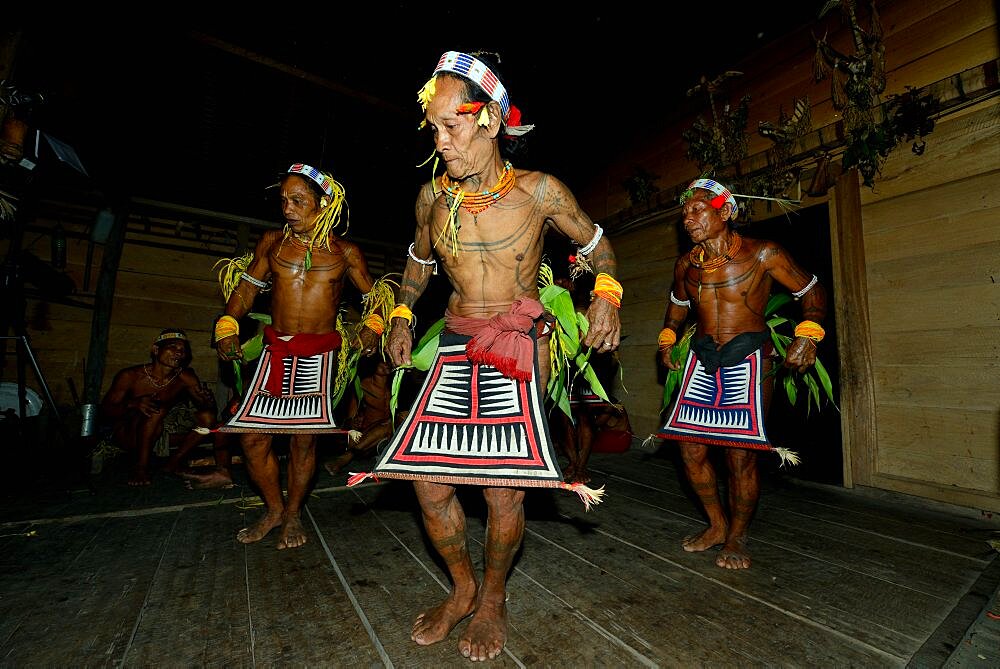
left=411, top=481, right=477, bottom=647
left=679, top=441, right=729, bottom=552
left=718, top=447, right=759, bottom=569
left=458, top=486, right=525, bottom=661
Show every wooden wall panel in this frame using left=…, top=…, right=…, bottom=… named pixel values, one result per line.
left=747, top=0, right=997, bottom=151
left=872, top=326, right=1000, bottom=364
left=858, top=93, right=999, bottom=502
left=579, top=0, right=997, bottom=222
left=868, top=284, right=1000, bottom=331
left=867, top=241, right=1000, bottom=292
left=873, top=363, right=1000, bottom=411
left=883, top=23, right=999, bottom=93
left=875, top=404, right=999, bottom=492
left=866, top=204, right=1000, bottom=262
left=607, top=221, right=682, bottom=437
left=861, top=104, right=1000, bottom=205
left=877, top=446, right=999, bottom=493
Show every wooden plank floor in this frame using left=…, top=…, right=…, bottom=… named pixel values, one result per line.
left=1, top=443, right=998, bottom=667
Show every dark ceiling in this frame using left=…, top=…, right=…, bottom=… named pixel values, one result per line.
left=5, top=5, right=822, bottom=241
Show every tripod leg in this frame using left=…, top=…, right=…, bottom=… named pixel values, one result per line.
left=21, top=335, right=62, bottom=422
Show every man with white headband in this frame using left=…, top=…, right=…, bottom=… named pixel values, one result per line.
left=383, top=50, right=622, bottom=661
left=656, top=178, right=827, bottom=570
left=211, top=163, right=390, bottom=550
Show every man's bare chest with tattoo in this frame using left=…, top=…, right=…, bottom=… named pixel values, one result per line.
left=269, top=239, right=349, bottom=285
left=431, top=193, right=546, bottom=298
left=683, top=242, right=772, bottom=322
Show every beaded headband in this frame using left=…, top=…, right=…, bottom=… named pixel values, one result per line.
left=682, top=178, right=739, bottom=221
left=287, top=163, right=335, bottom=196
left=433, top=51, right=511, bottom=120
left=154, top=331, right=188, bottom=344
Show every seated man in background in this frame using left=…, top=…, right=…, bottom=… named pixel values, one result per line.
left=100, top=329, right=216, bottom=486
left=325, top=358, right=407, bottom=476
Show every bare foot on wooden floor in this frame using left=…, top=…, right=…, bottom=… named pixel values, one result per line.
left=277, top=513, right=307, bottom=550
left=459, top=600, right=507, bottom=662
left=681, top=525, right=727, bottom=552
left=411, top=591, right=476, bottom=647
left=716, top=536, right=751, bottom=569
left=237, top=512, right=282, bottom=544
left=184, top=469, right=234, bottom=489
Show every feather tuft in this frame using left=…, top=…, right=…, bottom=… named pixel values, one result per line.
left=561, top=482, right=606, bottom=511
left=774, top=447, right=802, bottom=468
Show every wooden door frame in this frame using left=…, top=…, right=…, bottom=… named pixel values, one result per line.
left=827, top=168, right=878, bottom=488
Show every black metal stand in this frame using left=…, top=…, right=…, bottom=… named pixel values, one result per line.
left=0, top=334, right=61, bottom=421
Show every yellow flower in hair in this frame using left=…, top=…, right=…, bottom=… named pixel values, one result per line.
left=477, top=106, right=490, bottom=128
left=417, top=76, right=437, bottom=111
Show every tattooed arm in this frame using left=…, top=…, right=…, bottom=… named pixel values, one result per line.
left=660, top=258, right=692, bottom=370
left=762, top=241, right=828, bottom=373
left=216, top=232, right=274, bottom=361
left=386, top=184, right=437, bottom=367
left=341, top=240, right=382, bottom=355
left=543, top=175, right=622, bottom=351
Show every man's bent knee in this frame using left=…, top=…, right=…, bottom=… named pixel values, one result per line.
left=482, top=486, right=525, bottom=513
left=679, top=442, right=709, bottom=464
left=414, top=480, right=458, bottom=512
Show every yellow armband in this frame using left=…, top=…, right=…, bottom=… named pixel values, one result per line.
left=793, top=320, right=825, bottom=342
left=389, top=304, right=414, bottom=325
left=214, top=315, right=239, bottom=342
left=657, top=328, right=677, bottom=350
left=592, top=273, right=623, bottom=308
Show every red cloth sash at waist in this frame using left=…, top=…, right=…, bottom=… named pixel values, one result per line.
left=262, top=325, right=342, bottom=395
left=445, top=297, right=544, bottom=381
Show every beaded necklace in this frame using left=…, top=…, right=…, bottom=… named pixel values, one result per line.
left=143, top=364, right=182, bottom=389
left=441, top=161, right=516, bottom=215
left=689, top=232, right=742, bottom=274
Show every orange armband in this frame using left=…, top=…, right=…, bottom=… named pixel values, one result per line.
left=794, top=320, right=825, bottom=342
left=657, top=328, right=677, bottom=350
left=214, top=315, right=239, bottom=342
left=592, top=273, right=623, bottom=308
left=363, top=313, right=386, bottom=335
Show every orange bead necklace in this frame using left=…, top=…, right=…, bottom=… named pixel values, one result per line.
left=689, top=232, right=742, bottom=273
left=441, top=162, right=516, bottom=215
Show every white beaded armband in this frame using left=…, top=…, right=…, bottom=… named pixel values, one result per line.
left=670, top=291, right=691, bottom=308
left=577, top=224, right=604, bottom=256
left=792, top=274, right=818, bottom=298
left=241, top=272, right=269, bottom=290
left=408, top=243, right=437, bottom=275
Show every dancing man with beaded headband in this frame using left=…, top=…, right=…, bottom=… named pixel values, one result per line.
left=656, top=178, right=827, bottom=570
left=211, top=163, right=392, bottom=550
left=380, top=51, right=621, bottom=661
